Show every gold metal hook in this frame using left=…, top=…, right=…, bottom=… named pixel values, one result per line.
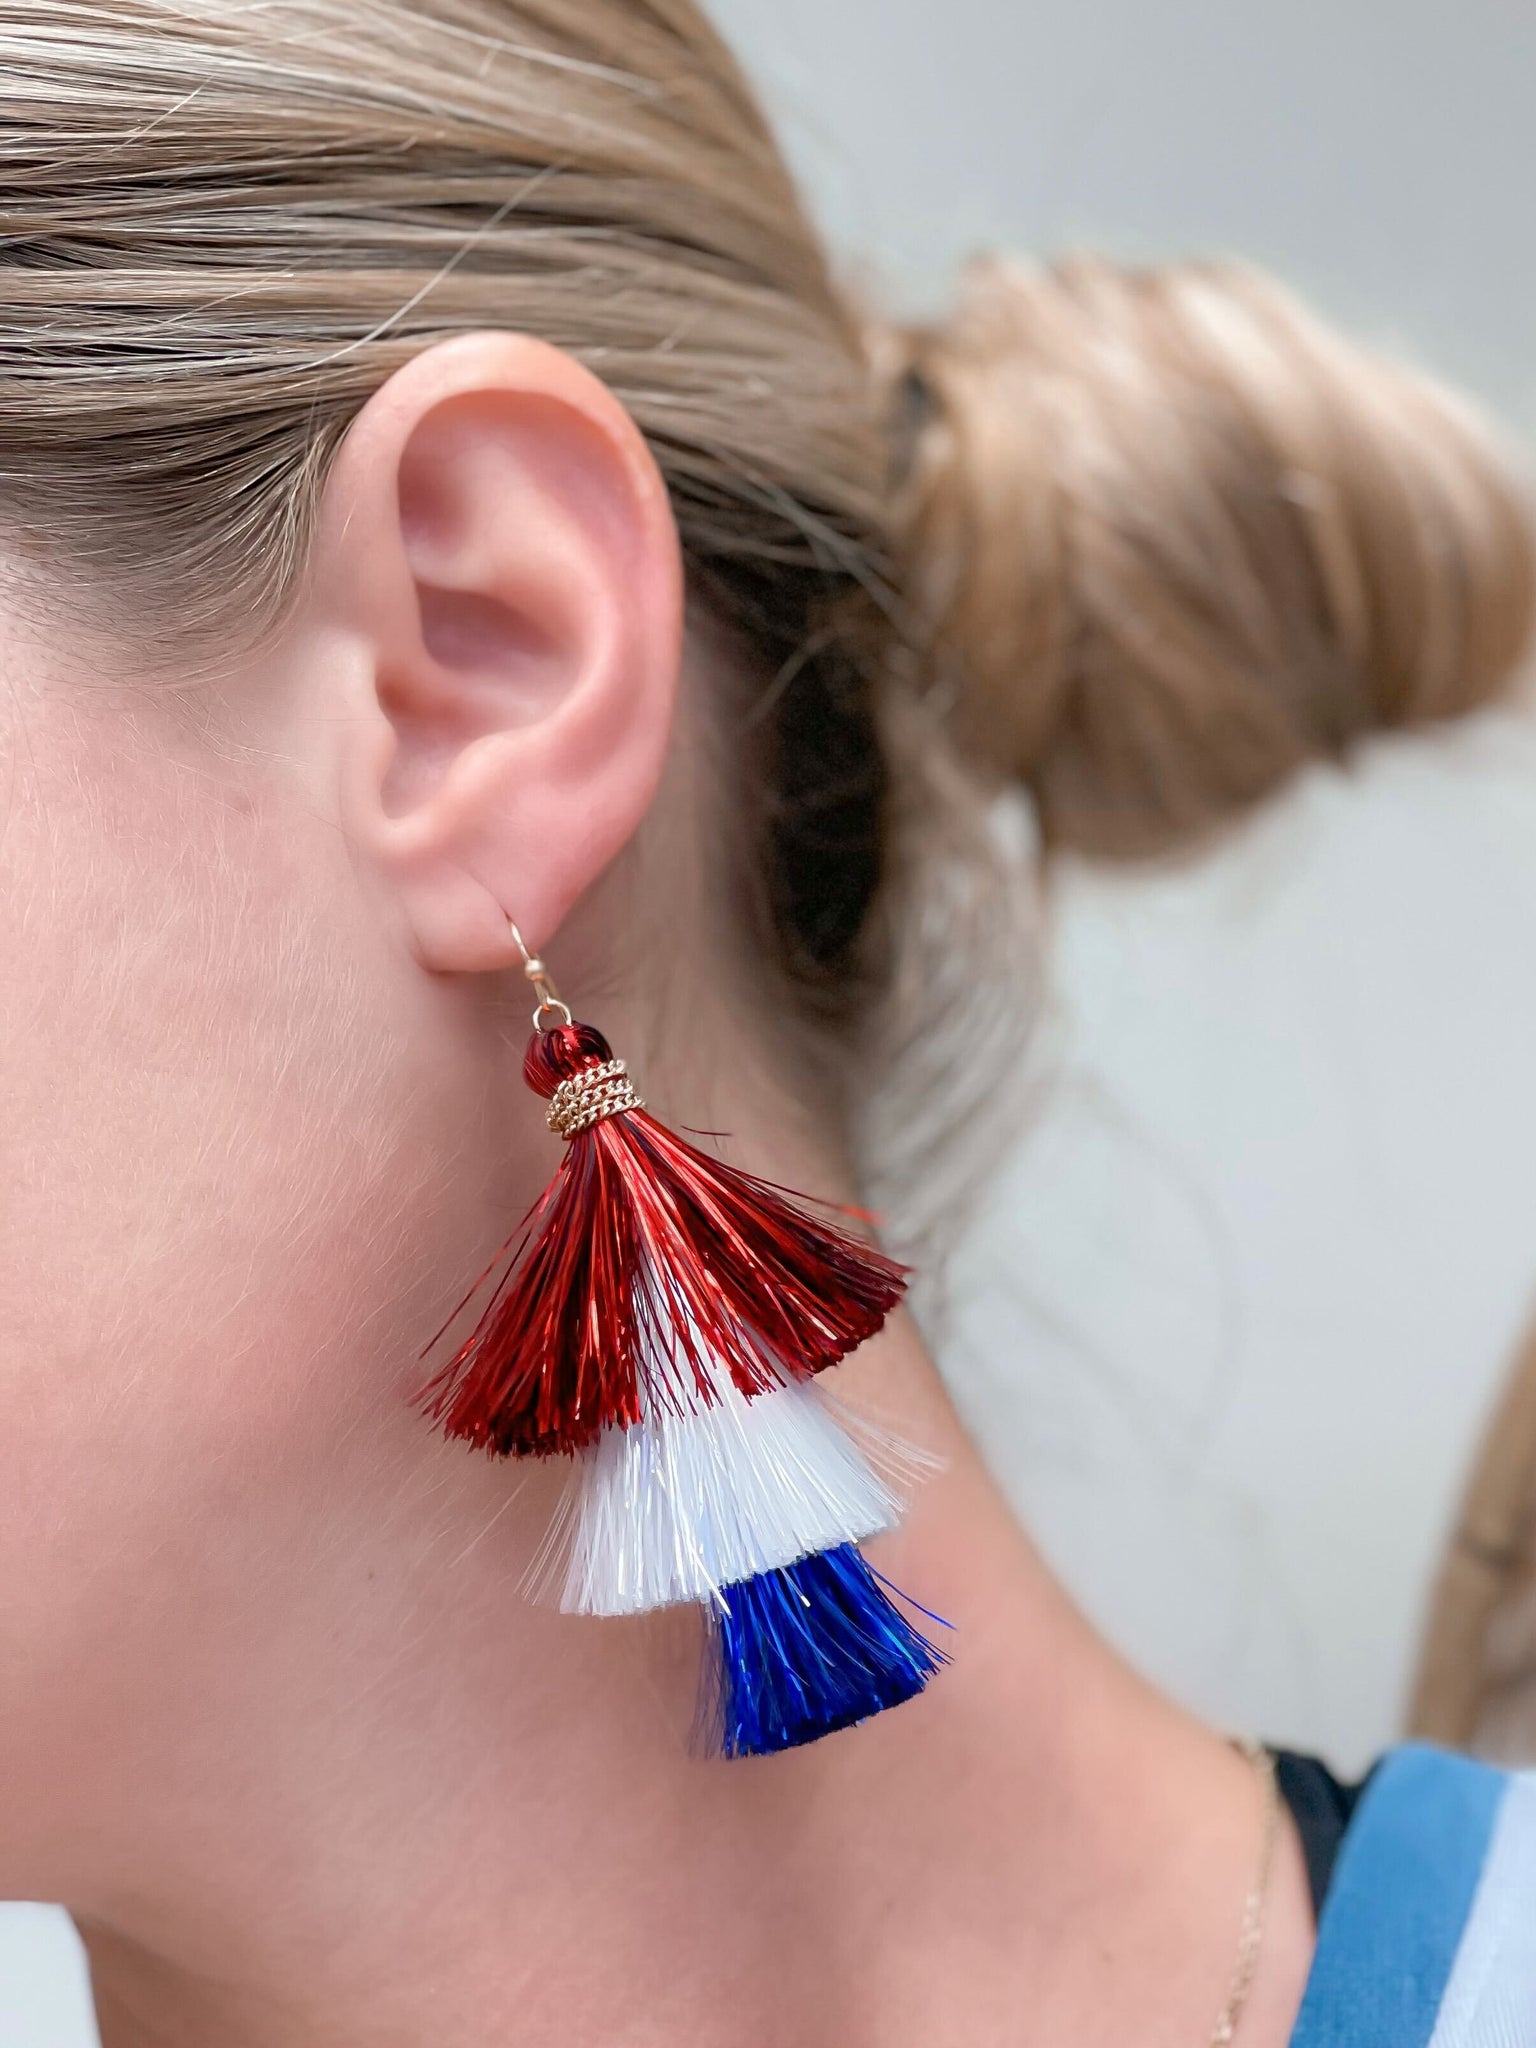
left=507, top=919, right=574, bottom=1033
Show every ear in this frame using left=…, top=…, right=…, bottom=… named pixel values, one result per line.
left=312, top=331, right=684, bottom=972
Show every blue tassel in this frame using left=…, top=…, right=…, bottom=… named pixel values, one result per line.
left=700, top=1543, right=950, bottom=1758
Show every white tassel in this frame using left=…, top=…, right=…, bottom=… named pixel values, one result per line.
left=553, top=1360, right=906, bottom=1618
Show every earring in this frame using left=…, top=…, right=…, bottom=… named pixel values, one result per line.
left=417, top=922, right=948, bottom=1757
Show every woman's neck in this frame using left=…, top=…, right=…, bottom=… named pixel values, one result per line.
left=64, top=1034, right=1314, bottom=2048
left=74, top=1318, right=1313, bottom=2048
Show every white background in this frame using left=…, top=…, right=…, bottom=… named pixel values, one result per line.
left=9, top=2, right=1536, bottom=2039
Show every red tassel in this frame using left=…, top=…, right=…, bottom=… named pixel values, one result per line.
left=418, top=1021, right=908, bottom=1459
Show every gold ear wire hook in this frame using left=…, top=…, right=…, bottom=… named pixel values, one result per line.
left=507, top=920, right=574, bottom=1033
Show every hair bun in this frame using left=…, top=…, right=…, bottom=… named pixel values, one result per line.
left=885, top=254, right=1536, bottom=857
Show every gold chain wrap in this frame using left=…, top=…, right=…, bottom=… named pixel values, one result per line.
left=546, top=1058, right=643, bottom=1139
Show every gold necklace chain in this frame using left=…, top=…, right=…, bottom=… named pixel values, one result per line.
left=1209, top=1740, right=1282, bottom=2047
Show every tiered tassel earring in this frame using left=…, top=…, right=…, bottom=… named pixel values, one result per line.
left=418, top=924, right=948, bottom=1756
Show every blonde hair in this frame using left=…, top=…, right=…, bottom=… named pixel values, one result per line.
left=890, top=254, right=1536, bottom=856
left=0, top=3, right=1531, bottom=1053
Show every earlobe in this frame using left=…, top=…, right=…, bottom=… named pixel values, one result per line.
left=313, top=332, right=684, bottom=973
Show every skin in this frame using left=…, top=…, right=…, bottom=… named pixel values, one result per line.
left=0, top=333, right=1315, bottom=2047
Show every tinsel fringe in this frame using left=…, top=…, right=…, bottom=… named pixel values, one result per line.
left=419, top=1022, right=907, bottom=1458
left=697, top=1543, right=950, bottom=1759
left=545, top=1363, right=912, bottom=1617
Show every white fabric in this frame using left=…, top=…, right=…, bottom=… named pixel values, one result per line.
left=1430, top=1771, right=1536, bottom=2048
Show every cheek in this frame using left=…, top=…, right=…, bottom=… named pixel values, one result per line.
left=0, top=688, right=485, bottom=1720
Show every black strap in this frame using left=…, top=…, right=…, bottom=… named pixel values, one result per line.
left=1271, top=1748, right=1375, bottom=1920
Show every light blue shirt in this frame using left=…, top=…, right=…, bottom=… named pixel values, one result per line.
left=1290, top=1745, right=1536, bottom=2047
